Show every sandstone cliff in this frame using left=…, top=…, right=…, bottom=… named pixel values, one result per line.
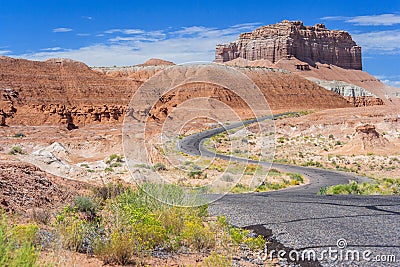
left=0, top=57, right=352, bottom=127
left=215, top=20, right=362, bottom=70
left=0, top=56, right=139, bottom=127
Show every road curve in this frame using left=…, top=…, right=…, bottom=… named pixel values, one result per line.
left=178, top=118, right=400, bottom=267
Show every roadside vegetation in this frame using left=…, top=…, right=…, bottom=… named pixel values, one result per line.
left=1, top=183, right=270, bottom=266
left=231, top=168, right=305, bottom=193
left=319, top=178, right=400, bottom=195
left=0, top=213, right=40, bottom=266
left=272, top=132, right=400, bottom=180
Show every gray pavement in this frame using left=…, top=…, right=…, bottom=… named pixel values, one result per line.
left=178, top=119, right=400, bottom=267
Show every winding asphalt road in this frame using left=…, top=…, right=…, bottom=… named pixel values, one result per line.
left=178, top=117, right=400, bottom=267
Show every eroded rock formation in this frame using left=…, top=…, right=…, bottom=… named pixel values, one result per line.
left=215, top=20, right=362, bottom=70
left=0, top=56, right=139, bottom=127
left=0, top=56, right=353, bottom=127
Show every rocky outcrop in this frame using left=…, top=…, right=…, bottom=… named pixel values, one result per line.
left=0, top=88, right=18, bottom=125
left=308, top=78, right=384, bottom=107
left=150, top=67, right=351, bottom=122
left=215, top=20, right=362, bottom=70
left=0, top=161, right=87, bottom=213
left=0, top=56, right=139, bottom=127
left=0, top=56, right=352, bottom=127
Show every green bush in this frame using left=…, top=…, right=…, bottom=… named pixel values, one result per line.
left=204, top=252, right=231, bottom=267
left=228, top=227, right=265, bottom=251
left=302, top=160, right=323, bottom=168
left=0, top=213, right=40, bottom=267
left=288, top=173, right=304, bottom=183
left=92, top=182, right=128, bottom=203
left=106, top=154, right=123, bottom=164
left=104, top=167, right=113, bottom=172
left=13, top=133, right=26, bottom=138
left=318, top=186, right=328, bottom=195
left=109, top=162, right=122, bottom=168
left=153, top=163, right=167, bottom=171
left=55, top=206, right=96, bottom=253
left=321, top=179, right=400, bottom=195
left=9, top=146, right=23, bottom=155
left=90, top=185, right=216, bottom=263
left=181, top=219, right=215, bottom=251
left=94, top=228, right=135, bottom=265
left=74, top=196, right=97, bottom=218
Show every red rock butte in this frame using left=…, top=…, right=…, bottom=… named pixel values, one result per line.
left=215, top=20, right=362, bottom=70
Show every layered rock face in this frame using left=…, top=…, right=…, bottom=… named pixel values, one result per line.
left=0, top=56, right=139, bottom=127
left=215, top=20, right=362, bottom=70
left=0, top=56, right=352, bottom=127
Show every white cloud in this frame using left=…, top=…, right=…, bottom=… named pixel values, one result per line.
left=104, top=28, right=144, bottom=34
left=353, top=30, right=400, bottom=53
left=82, top=16, right=93, bottom=20
left=41, top=47, right=63, bottom=51
left=382, top=79, right=400, bottom=87
left=374, top=75, right=400, bottom=88
left=347, top=14, right=400, bottom=26
left=77, top=33, right=90, bottom=37
left=322, top=14, right=400, bottom=26
left=53, top=27, right=73, bottom=33
left=0, top=50, right=11, bottom=55
left=17, top=24, right=261, bottom=66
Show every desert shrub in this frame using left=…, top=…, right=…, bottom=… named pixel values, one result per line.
left=153, top=163, right=167, bottom=171
left=221, top=174, right=233, bottom=182
left=321, top=179, right=400, bottom=196
left=74, top=196, right=97, bottom=218
left=231, top=183, right=249, bottom=193
left=244, top=164, right=258, bottom=175
left=106, top=154, right=123, bottom=164
left=104, top=167, right=113, bottom=172
left=244, top=234, right=266, bottom=251
left=229, top=227, right=249, bottom=244
left=302, top=160, right=323, bottom=168
left=204, top=252, right=231, bottom=267
left=55, top=206, right=97, bottom=253
left=31, top=208, right=51, bottom=225
left=188, top=170, right=202, bottom=178
left=94, top=226, right=135, bottom=265
left=335, top=141, right=343, bottom=146
left=92, top=182, right=128, bottom=203
left=92, top=184, right=215, bottom=263
left=109, top=162, right=122, bottom=168
left=53, top=182, right=269, bottom=265
left=228, top=227, right=265, bottom=251
left=9, top=146, right=23, bottom=155
left=181, top=218, right=215, bottom=251
left=288, top=173, right=304, bottom=183
left=269, top=168, right=281, bottom=175
left=0, top=213, right=40, bottom=266
left=13, top=133, right=26, bottom=138
left=257, top=182, right=286, bottom=191
left=188, top=165, right=205, bottom=179
left=318, top=186, right=328, bottom=195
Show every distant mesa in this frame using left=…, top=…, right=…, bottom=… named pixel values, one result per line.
left=215, top=20, right=362, bottom=70
left=137, top=58, right=175, bottom=66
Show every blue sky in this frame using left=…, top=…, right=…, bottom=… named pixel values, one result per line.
left=1, top=0, right=400, bottom=86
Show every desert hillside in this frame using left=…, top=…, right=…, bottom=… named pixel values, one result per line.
left=1, top=56, right=353, bottom=128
